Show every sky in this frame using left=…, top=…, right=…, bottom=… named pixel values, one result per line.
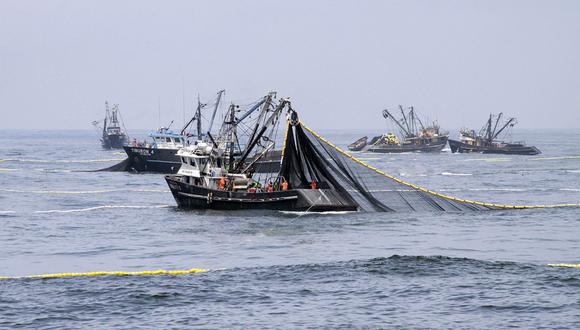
left=0, top=0, right=579, bottom=130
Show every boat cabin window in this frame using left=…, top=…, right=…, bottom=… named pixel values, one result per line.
left=174, top=138, right=181, bottom=143
left=198, top=158, right=207, bottom=169
left=166, top=137, right=172, bottom=143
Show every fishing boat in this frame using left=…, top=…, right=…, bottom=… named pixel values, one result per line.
left=347, top=136, right=368, bottom=151
left=448, top=113, right=541, bottom=155
left=123, top=126, right=187, bottom=173
left=348, top=106, right=448, bottom=153
left=97, top=102, right=129, bottom=149
left=165, top=99, right=358, bottom=212
left=123, top=90, right=225, bottom=173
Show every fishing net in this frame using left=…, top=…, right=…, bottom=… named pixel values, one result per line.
left=280, top=119, right=499, bottom=212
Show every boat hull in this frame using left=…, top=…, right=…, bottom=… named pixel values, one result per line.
left=165, top=175, right=358, bottom=212
left=123, top=147, right=283, bottom=174
left=448, top=139, right=541, bottom=155
left=123, top=146, right=182, bottom=173
left=347, top=137, right=368, bottom=152
left=367, top=138, right=448, bottom=153
left=102, top=134, right=128, bottom=149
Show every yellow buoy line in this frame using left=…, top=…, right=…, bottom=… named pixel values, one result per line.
left=546, top=264, right=580, bottom=268
left=0, top=268, right=209, bottom=280
left=300, top=122, right=580, bottom=210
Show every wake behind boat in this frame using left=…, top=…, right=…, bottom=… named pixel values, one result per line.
left=448, top=113, right=541, bottom=155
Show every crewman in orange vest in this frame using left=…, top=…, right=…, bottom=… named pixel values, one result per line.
left=218, top=177, right=226, bottom=190
left=266, top=182, right=274, bottom=192
left=310, top=180, right=318, bottom=189
left=281, top=180, right=289, bottom=191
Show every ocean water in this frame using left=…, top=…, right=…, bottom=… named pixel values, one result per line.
left=1, top=129, right=579, bottom=329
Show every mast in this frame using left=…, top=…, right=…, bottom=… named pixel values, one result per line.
left=180, top=97, right=201, bottom=136
left=411, top=106, right=425, bottom=130
left=233, top=96, right=286, bottom=173
left=103, top=101, right=109, bottom=135
left=196, top=95, right=203, bottom=140
left=399, top=105, right=411, bottom=135
left=485, top=114, right=493, bottom=142
left=492, top=117, right=516, bottom=140
left=491, top=112, right=503, bottom=141
left=245, top=92, right=276, bottom=147
left=208, top=89, right=225, bottom=134
left=111, top=104, right=119, bottom=127
left=383, top=109, right=411, bottom=137
left=410, top=108, right=415, bottom=136
left=227, top=104, right=237, bottom=169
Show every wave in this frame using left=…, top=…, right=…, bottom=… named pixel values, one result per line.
left=440, top=172, right=473, bottom=176
left=34, top=204, right=171, bottom=214
left=1, top=158, right=125, bottom=164
left=279, top=210, right=355, bottom=216
left=560, top=188, right=580, bottom=192
left=355, top=157, right=382, bottom=161
left=33, top=168, right=72, bottom=173
left=461, top=158, right=511, bottom=162
left=0, top=188, right=170, bottom=195
left=531, top=155, right=580, bottom=161
left=269, top=255, right=579, bottom=276
left=438, top=187, right=527, bottom=192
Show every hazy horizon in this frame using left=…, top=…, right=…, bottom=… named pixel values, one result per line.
left=1, top=0, right=579, bottom=130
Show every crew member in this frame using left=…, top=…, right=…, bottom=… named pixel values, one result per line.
left=218, top=177, right=226, bottom=190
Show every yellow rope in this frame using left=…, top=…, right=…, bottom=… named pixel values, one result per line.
left=0, top=268, right=209, bottom=280
left=547, top=264, right=580, bottom=268
left=299, top=122, right=580, bottom=210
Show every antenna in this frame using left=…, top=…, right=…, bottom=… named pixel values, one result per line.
left=182, top=77, right=186, bottom=128
left=208, top=90, right=226, bottom=133
left=158, top=97, right=161, bottom=128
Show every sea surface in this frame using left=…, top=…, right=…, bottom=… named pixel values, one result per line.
left=1, top=129, right=579, bottom=329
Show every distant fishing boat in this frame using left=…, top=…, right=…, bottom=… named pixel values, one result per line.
left=123, top=90, right=225, bottom=173
left=448, top=113, right=540, bottom=155
left=348, top=106, right=448, bottom=153
left=96, top=102, right=129, bottom=149
left=347, top=136, right=368, bottom=152
left=124, top=126, right=187, bottom=173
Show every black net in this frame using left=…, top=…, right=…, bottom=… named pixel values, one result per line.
left=280, top=121, right=498, bottom=212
